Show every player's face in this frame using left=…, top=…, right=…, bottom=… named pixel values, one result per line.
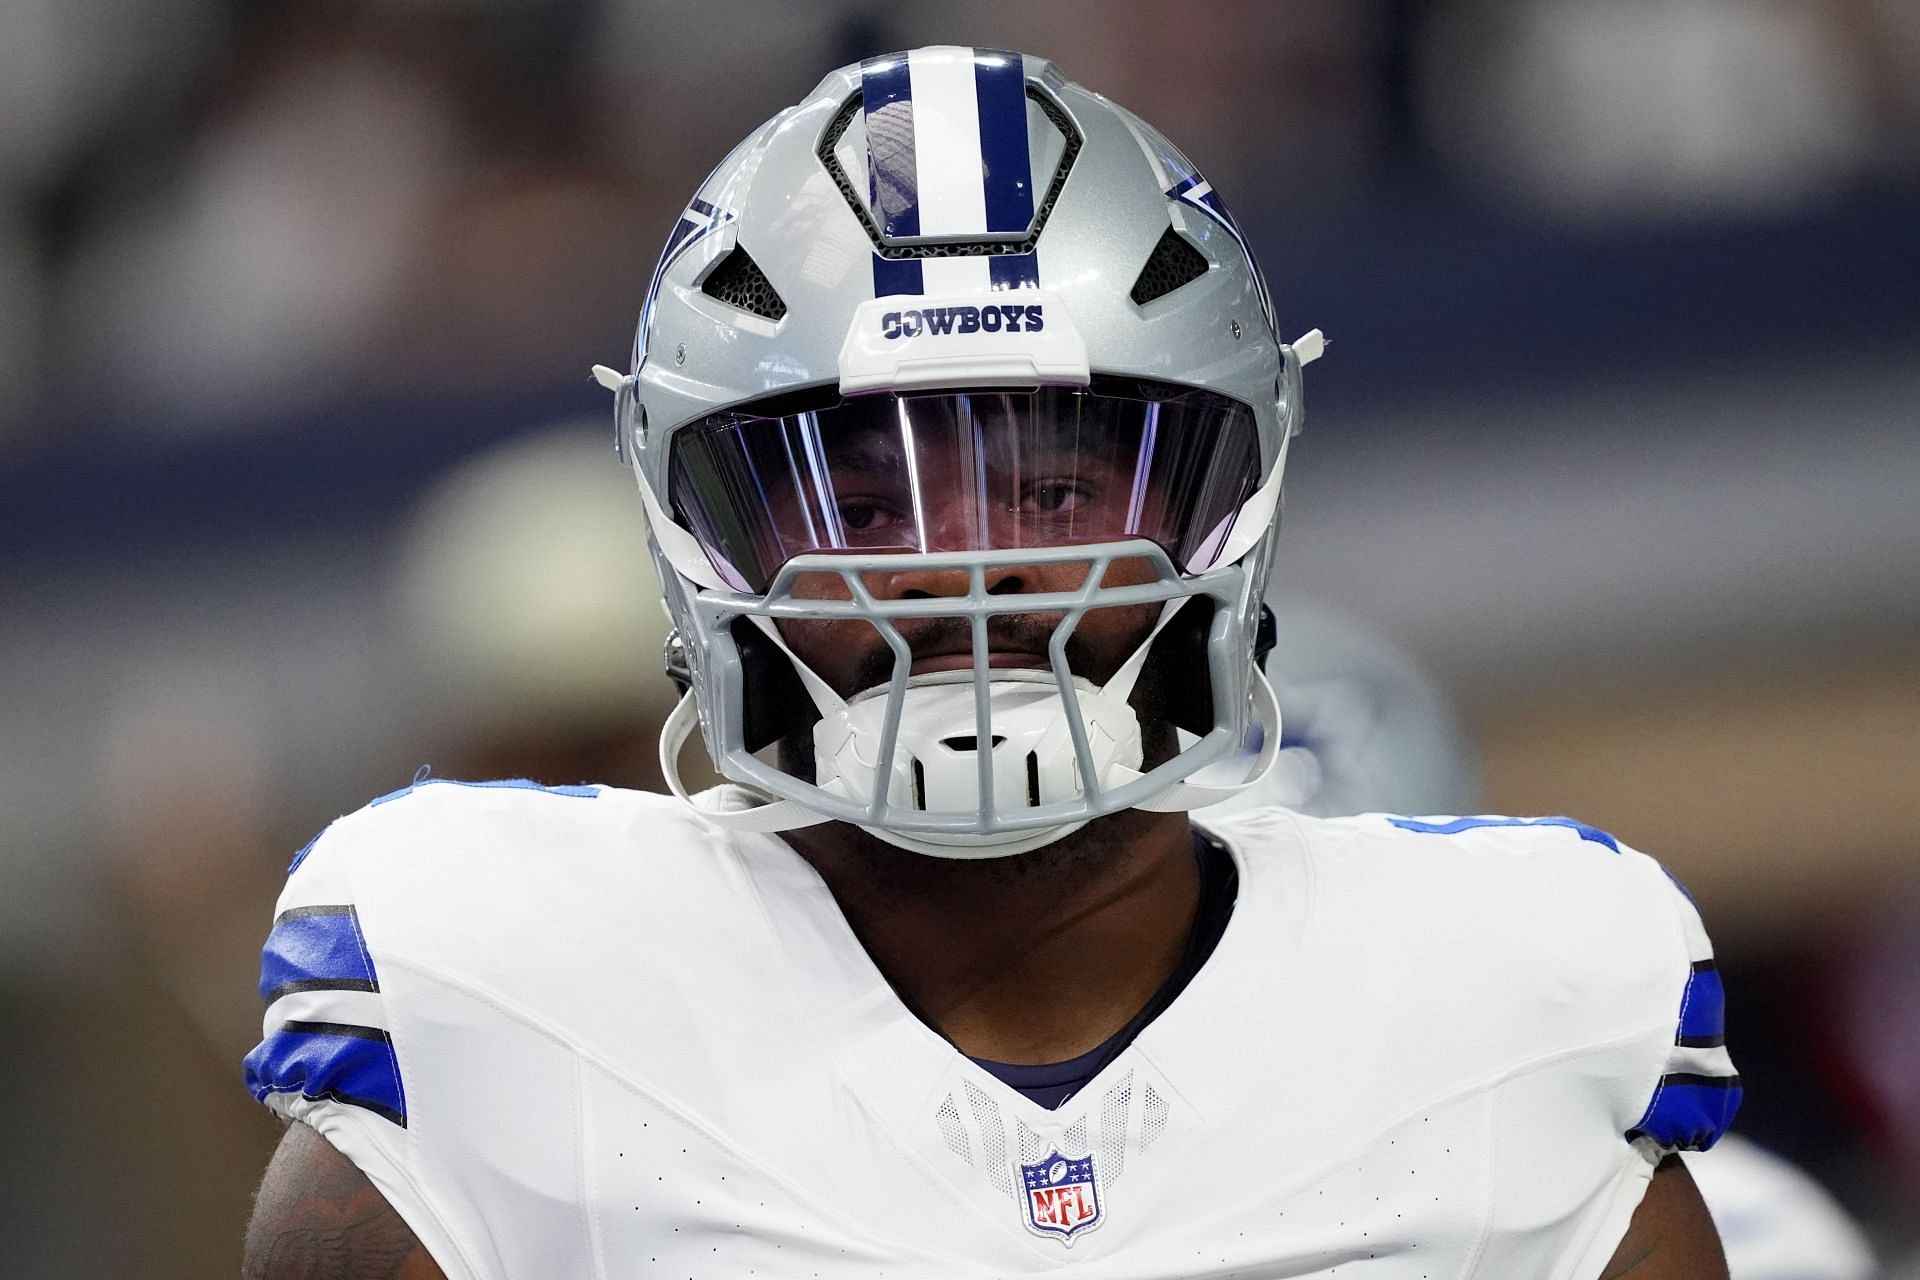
left=771, top=412, right=1163, bottom=700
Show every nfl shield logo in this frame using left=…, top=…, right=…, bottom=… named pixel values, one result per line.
left=1019, top=1149, right=1103, bottom=1245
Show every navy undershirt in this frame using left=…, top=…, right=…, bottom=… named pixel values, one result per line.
left=967, top=830, right=1239, bottom=1109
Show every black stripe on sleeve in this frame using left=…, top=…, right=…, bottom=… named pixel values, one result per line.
left=1690, top=958, right=1717, bottom=973
left=281, top=1020, right=394, bottom=1044
left=275, top=903, right=358, bottom=924
left=1659, top=1072, right=1742, bottom=1089
left=1676, top=1033, right=1727, bottom=1049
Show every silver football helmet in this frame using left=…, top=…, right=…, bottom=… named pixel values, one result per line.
left=596, top=46, right=1323, bottom=856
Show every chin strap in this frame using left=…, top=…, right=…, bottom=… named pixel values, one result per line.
left=658, top=691, right=831, bottom=833
left=1126, top=666, right=1283, bottom=812
left=657, top=665, right=1282, bottom=834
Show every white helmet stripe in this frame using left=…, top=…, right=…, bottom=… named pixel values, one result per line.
left=906, top=47, right=990, bottom=237
left=921, top=255, right=992, bottom=294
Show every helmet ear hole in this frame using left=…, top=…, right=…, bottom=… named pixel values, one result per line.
left=729, top=617, right=822, bottom=752
left=1131, top=596, right=1217, bottom=735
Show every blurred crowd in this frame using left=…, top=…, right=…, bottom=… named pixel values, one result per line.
left=1, top=1, right=1917, bottom=1276
left=2, top=0, right=1917, bottom=442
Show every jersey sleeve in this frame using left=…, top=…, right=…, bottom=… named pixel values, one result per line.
left=1369, top=815, right=1749, bottom=1279
left=241, top=808, right=484, bottom=1280
left=1377, top=812, right=1744, bottom=1155
left=1552, top=849, right=1746, bottom=1279
left=1623, top=864, right=1743, bottom=1155
left=244, top=819, right=407, bottom=1126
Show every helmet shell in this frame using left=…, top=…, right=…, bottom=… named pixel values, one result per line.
left=621, top=47, right=1307, bottom=849
left=626, top=48, right=1290, bottom=477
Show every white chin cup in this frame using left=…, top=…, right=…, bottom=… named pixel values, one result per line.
left=813, top=670, right=1143, bottom=859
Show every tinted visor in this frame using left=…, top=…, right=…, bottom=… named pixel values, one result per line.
left=668, top=380, right=1263, bottom=592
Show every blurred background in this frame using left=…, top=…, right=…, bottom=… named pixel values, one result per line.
left=1, top=0, right=1916, bottom=1274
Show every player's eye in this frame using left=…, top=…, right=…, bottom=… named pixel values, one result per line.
left=837, top=498, right=903, bottom=531
left=1021, top=480, right=1091, bottom=515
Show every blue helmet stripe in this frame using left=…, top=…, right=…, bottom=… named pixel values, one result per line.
left=861, top=53, right=919, bottom=241
left=872, top=253, right=924, bottom=297
left=973, top=49, right=1033, bottom=236
left=989, top=252, right=1040, bottom=290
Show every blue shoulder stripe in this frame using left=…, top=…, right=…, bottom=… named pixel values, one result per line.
left=259, top=905, right=377, bottom=1005
left=1676, top=960, right=1727, bottom=1048
left=370, top=775, right=602, bottom=807
left=287, top=828, right=326, bottom=874
left=244, top=1020, right=406, bottom=1127
left=1627, top=1074, right=1742, bottom=1151
left=1630, top=953, right=1741, bottom=1149
left=1387, top=814, right=1621, bottom=852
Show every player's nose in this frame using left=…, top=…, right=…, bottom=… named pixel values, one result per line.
left=863, top=494, right=1038, bottom=599
left=866, top=558, right=1032, bottom=601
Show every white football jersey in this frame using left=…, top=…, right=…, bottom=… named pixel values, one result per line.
left=246, top=779, right=1739, bottom=1278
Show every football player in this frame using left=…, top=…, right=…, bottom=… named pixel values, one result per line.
left=243, top=48, right=1740, bottom=1277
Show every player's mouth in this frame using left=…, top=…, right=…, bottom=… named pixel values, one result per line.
left=908, top=650, right=1051, bottom=677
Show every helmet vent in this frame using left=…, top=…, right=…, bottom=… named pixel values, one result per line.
left=819, top=86, right=1082, bottom=260
left=701, top=247, right=787, bottom=321
left=940, top=735, right=1006, bottom=752
left=1129, top=228, right=1209, bottom=305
